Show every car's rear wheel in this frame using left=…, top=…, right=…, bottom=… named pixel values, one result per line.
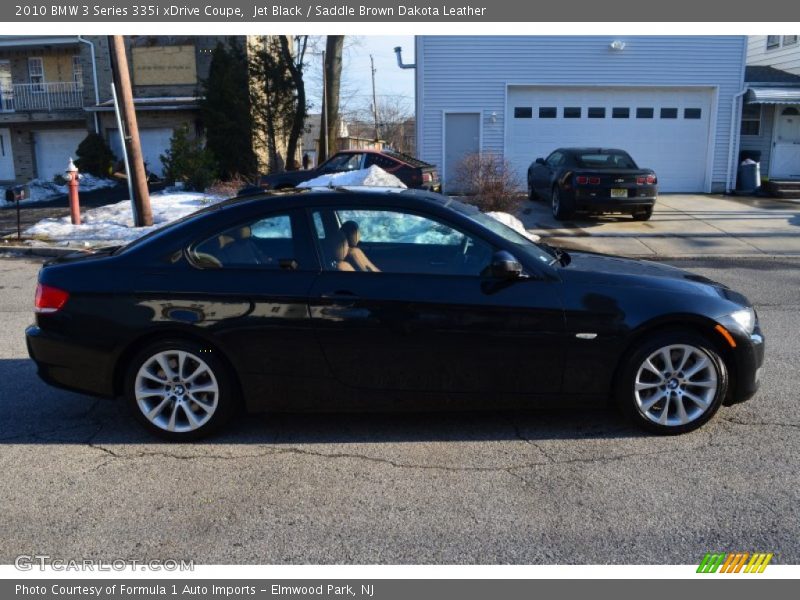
left=527, top=179, right=538, bottom=201
left=124, top=339, right=235, bottom=441
left=551, top=186, right=573, bottom=220
left=615, top=332, right=727, bottom=434
left=632, top=207, right=653, bottom=221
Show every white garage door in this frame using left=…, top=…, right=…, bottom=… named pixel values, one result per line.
left=34, top=129, right=88, bottom=181
left=505, top=87, right=714, bottom=192
left=108, top=128, right=174, bottom=177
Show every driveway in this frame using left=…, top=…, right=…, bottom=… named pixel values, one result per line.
left=519, top=194, right=800, bottom=258
left=0, top=256, right=798, bottom=564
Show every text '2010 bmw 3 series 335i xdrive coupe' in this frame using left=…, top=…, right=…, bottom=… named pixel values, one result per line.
left=26, top=188, right=765, bottom=440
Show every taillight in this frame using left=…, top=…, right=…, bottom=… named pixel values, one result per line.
left=35, top=283, right=69, bottom=314
left=637, top=174, right=657, bottom=185
left=422, top=172, right=432, bottom=182
left=576, top=176, right=600, bottom=185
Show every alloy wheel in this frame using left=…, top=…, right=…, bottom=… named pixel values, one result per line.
left=134, top=350, right=219, bottom=433
left=633, top=344, right=719, bottom=427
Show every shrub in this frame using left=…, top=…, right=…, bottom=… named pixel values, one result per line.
left=452, top=152, right=523, bottom=213
left=74, top=133, right=114, bottom=177
left=160, top=125, right=217, bottom=191
left=205, top=174, right=252, bottom=197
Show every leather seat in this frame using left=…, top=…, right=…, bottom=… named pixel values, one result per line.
left=218, top=226, right=262, bottom=265
left=340, top=221, right=380, bottom=272
left=332, top=233, right=355, bottom=271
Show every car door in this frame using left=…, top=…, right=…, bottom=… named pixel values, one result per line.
left=180, top=208, right=328, bottom=407
left=532, top=151, right=564, bottom=195
left=306, top=205, right=565, bottom=397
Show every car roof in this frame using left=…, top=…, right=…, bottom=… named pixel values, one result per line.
left=560, top=147, right=631, bottom=154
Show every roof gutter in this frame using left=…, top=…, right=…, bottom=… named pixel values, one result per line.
left=77, top=36, right=100, bottom=134
left=726, top=87, right=748, bottom=193
left=393, top=46, right=416, bottom=69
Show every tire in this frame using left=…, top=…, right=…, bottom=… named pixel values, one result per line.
left=614, top=331, right=728, bottom=435
left=527, top=179, right=538, bottom=201
left=632, top=207, right=653, bottom=221
left=551, top=186, right=574, bottom=220
left=124, top=339, right=236, bottom=441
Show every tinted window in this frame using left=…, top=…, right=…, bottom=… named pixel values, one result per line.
left=320, top=153, right=362, bottom=173
left=193, top=213, right=303, bottom=269
left=364, top=153, right=398, bottom=170
left=311, top=208, right=493, bottom=276
left=563, top=107, right=581, bottom=118
left=539, top=107, right=557, bottom=118
left=612, top=107, right=630, bottom=119
left=514, top=107, right=533, bottom=118
left=588, top=107, right=606, bottom=118
left=636, top=107, right=654, bottom=119
left=660, top=108, right=678, bottom=119
left=574, top=151, right=637, bottom=169
left=546, top=151, right=564, bottom=167
left=684, top=108, right=702, bottom=119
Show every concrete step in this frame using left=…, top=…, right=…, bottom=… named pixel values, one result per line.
left=764, top=180, right=800, bottom=198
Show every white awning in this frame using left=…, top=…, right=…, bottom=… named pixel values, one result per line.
left=746, top=87, right=800, bottom=104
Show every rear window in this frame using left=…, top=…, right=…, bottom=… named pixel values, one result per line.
left=574, top=152, right=637, bottom=169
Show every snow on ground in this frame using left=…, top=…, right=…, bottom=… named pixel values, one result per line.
left=24, top=191, right=225, bottom=245
left=486, top=211, right=541, bottom=242
left=0, top=175, right=118, bottom=207
left=297, top=165, right=407, bottom=189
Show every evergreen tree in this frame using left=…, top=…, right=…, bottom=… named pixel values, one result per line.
left=200, top=39, right=258, bottom=180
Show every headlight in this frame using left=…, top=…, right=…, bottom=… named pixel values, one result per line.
left=730, top=307, right=755, bottom=334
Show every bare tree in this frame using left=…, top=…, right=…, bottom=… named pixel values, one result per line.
left=324, top=36, right=344, bottom=158
left=278, top=35, right=308, bottom=171
left=453, top=152, right=523, bottom=213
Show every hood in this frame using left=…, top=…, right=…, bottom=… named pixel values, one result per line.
left=558, top=250, right=740, bottom=300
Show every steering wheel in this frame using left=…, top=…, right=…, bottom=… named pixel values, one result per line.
left=192, top=252, right=223, bottom=269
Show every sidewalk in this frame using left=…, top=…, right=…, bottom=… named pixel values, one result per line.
left=518, top=194, right=800, bottom=258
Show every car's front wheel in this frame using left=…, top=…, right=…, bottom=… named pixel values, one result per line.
left=615, top=332, right=728, bottom=434
left=527, top=179, right=538, bottom=201
left=124, top=339, right=235, bottom=441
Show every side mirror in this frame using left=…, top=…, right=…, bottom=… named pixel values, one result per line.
left=490, top=251, right=524, bottom=280
left=535, top=157, right=545, bottom=165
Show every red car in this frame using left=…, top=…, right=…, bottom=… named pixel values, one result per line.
left=256, top=149, right=441, bottom=192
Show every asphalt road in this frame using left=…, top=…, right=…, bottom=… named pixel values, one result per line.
left=0, top=256, right=797, bottom=564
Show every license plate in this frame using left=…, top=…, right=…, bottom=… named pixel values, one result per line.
left=610, top=188, right=628, bottom=198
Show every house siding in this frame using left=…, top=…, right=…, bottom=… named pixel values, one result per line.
left=747, top=36, right=800, bottom=75
left=739, top=104, right=775, bottom=171
left=417, top=36, right=747, bottom=192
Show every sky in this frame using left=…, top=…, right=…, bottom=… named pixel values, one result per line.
left=305, top=35, right=415, bottom=118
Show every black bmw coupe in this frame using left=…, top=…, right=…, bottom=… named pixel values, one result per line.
left=26, top=188, right=763, bottom=440
left=528, top=148, right=658, bottom=221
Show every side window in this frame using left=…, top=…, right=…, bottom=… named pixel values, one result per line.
left=311, top=208, right=493, bottom=276
left=546, top=152, right=563, bottom=167
left=321, top=153, right=362, bottom=173
left=364, top=154, right=397, bottom=170
left=192, top=213, right=304, bottom=269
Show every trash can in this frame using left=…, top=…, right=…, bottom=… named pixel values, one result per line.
left=738, top=160, right=761, bottom=193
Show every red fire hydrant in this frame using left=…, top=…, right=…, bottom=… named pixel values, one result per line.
left=66, top=158, right=81, bottom=225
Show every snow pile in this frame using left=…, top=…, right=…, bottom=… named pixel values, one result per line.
left=0, top=175, right=118, bottom=207
left=486, top=211, right=541, bottom=242
left=297, top=165, right=407, bottom=189
left=24, top=191, right=224, bottom=245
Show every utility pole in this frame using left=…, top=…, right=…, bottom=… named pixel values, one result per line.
left=370, top=55, right=380, bottom=142
left=108, top=35, right=152, bottom=227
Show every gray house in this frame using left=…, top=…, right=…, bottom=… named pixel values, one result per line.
left=412, top=36, right=748, bottom=193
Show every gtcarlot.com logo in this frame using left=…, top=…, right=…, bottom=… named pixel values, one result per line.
left=697, top=552, right=774, bottom=573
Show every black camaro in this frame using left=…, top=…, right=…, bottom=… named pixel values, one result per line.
left=528, top=148, right=658, bottom=221
left=26, top=188, right=764, bottom=440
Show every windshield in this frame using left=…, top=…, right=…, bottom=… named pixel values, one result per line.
left=465, top=212, right=555, bottom=266
left=575, top=151, right=637, bottom=169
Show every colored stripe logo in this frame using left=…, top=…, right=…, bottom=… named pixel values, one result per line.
left=697, top=552, right=773, bottom=573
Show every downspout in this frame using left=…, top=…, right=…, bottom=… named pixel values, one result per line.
left=394, top=46, right=416, bottom=69
left=726, top=88, right=747, bottom=193
left=77, top=35, right=100, bottom=134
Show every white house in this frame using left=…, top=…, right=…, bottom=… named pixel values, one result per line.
left=412, top=36, right=748, bottom=194
left=739, top=36, right=800, bottom=189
